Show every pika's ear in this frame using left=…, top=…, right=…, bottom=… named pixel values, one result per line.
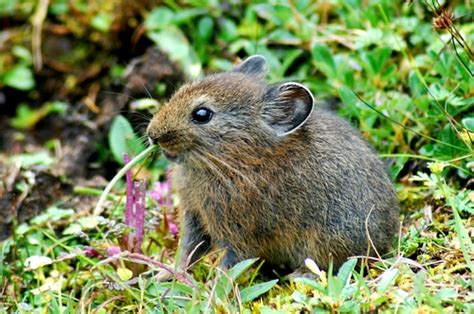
left=232, top=55, right=267, bottom=79
left=262, top=82, right=314, bottom=136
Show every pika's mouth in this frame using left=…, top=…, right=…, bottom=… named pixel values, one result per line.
left=147, top=135, right=184, bottom=163
left=162, top=149, right=183, bottom=163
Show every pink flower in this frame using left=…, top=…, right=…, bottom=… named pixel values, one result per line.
left=83, top=246, right=100, bottom=257
left=149, top=172, right=178, bottom=237
left=149, top=181, right=172, bottom=209
left=168, top=222, right=178, bottom=237
left=123, top=153, right=146, bottom=254
left=106, top=246, right=122, bottom=257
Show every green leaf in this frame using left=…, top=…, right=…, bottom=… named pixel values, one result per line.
left=117, top=267, right=133, bottom=281
left=340, top=300, right=360, bottom=312
left=11, top=151, right=54, bottom=168
left=62, top=223, right=82, bottom=235
left=91, top=13, right=112, bottom=32
left=413, top=270, right=426, bottom=298
left=212, top=258, right=260, bottom=299
left=3, top=65, right=35, bottom=90
left=145, top=7, right=174, bottom=31
left=12, top=46, right=33, bottom=64
left=377, top=268, right=399, bottom=293
left=340, top=285, right=358, bottom=300
left=108, top=115, right=144, bottom=164
left=147, top=26, right=202, bottom=78
left=0, top=0, right=17, bottom=15
left=366, top=47, right=392, bottom=74
left=291, top=290, right=307, bottom=303
left=172, top=8, right=207, bottom=25
left=219, top=18, right=238, bottom=42
left=279, top=49, right=304, bottom=77
left=293, top=277, right=326, bottom=293
left=419, top=143, right=434, bottom=157
left=229, top=258, right=259, bottom=281
left=0, top=239, right=12, bottom=277
left=327, top=275, right=344, bottom=298
left=311, top=44, right=336, bottom=77
left=239, top=279, right=278, bottom=303
left=149, top=282, right=194, bottom=297
left=198, top=16, right=214, bottom=41
left=354, top=29, right=383, bottom=49
left=266, top=29, right=301, bottom=45
left=50, top=0, right=69, bottom=15
left=461, top=117, right=474, bottom=132
left=408, top=71, right=425, bottom=97
left=435, top=288, right=458, bottom=301
left=31, top=207, right=74, bottom=225
left=213, top=271, right=232, bottom=301
left=338, top=86, right=358, bottom=108
left=388, top=156, right=409, bottom=180
left=11, top=102, right=66, bottom=130
left=337, top=258, right=357, bottom=285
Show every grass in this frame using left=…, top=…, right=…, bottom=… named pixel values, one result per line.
left=0, top=0, right=473, bottom=312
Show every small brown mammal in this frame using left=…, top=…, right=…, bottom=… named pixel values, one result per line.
left=147, top=55, right=399, bottom=275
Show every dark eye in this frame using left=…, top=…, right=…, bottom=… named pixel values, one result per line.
left=191, top=107, right=213, bottom=124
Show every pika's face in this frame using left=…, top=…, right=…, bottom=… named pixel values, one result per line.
left=147, top=55, right=314, bottom=164
left=147, top=73, right=266, bottom=163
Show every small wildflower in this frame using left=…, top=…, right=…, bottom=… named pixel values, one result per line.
left=24, top=256, right=53, bottom=270
left=168, top=222, right=178, bottom=237
left=432, top=10, right=454, bottom=30
left=122, top=153, right=147, bottom=253
left=106, top=245, right=122, bottom=257
left=304, top=258, right=327, bottom=286
left=83, top=246, right=100, bottom=258
left=423, top=205, right=433, bottom=223
left=150, top=181, right=171, bottom=208
left=305, top=257, right=321, bottom=275
left=150, top=171, right=178, bottom=237
left=427, top=161, right=446, bottom=174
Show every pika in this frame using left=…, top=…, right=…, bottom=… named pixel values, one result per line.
left=147, top=55, right=399, bottom=275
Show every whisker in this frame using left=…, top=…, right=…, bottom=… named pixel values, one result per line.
left=128, top=111, right=153, bottom=120
left=136, top=122, right=152, bottom=131
left=101, top=90, right=139, bottom=102
left=137, top=77, right=154, bottom=100
left=192, top=150, right=234, bottom=190
left=199, top=150, right=262, bottom=195
left=137, top=134, right=150, bottom=145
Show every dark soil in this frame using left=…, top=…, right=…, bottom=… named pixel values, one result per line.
left=0, top=26, right=185, bottom=239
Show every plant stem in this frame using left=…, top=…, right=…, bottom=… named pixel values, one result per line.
left=93, top=145, right=157, bottom=216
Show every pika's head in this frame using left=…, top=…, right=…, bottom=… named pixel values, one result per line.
left=147, top=55, right=314, bottom=164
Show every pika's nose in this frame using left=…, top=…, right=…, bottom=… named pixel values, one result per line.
left=147, top=129, right=176, bottom=146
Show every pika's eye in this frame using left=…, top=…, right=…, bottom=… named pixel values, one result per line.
left=191, top=107, right=213, bottom=124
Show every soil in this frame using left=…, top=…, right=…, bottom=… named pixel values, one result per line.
left=0, top=27, right=185, bottom=239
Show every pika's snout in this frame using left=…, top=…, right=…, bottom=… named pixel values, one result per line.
left=148, top=129, right=176, bottom=146
left=147, top=113, right=172, bottom=146
left=147, top=122, right=184, bottom=162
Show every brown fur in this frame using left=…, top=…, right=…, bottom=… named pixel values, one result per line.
left=147, top=56, right=400, bottom=272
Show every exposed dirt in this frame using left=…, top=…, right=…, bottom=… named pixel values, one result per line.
left=0, top=26, right=185, bottom=239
